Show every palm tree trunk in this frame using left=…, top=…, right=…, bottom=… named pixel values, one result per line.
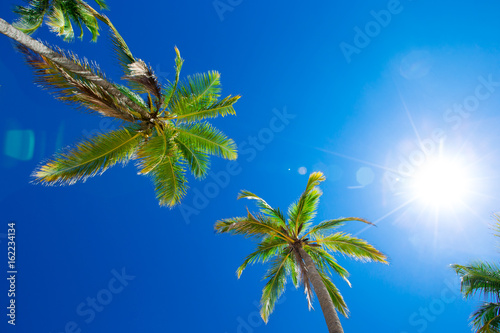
left=298, top=247, right=345, bottom=333
left=0, top=18, right=149, bottom=121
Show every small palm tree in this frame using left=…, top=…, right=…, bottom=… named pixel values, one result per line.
left=0, top=13, right=239, bottom=207
left=452, top=215, right=500, bottom=332
left=215, top=172, right=387, bottom=333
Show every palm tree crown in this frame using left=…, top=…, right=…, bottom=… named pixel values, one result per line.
left=2, top=10, right=238, bottom=207
left=215, top=172, right=387, bottom=332
left=452, top=215, right=500, bottom=332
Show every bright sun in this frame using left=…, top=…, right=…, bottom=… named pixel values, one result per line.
left=412, top=157, right=471, bottom=207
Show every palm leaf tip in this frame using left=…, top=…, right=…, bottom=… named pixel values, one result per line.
left=305, top=171, right=326, bottom=191
left=94, top=0, right=109, bottom=10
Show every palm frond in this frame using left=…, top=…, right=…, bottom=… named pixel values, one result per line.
left=237, top=190, right=288, bottom=227
left=304, top=217, right=374, bottom=238
left=305, top=246, right=351, bottom=286
left=124, top=59, right=162, bottom=110
left=33, top=127, right=142, bottom=185
left=169, top=71, right=224, bottom=116
left=105, top=13, right=135, bottom=74
left=115, top=84, right=147, bottom=109
left=304, top=171, right=327, bottom=193
left=136, top=131, right=187, bottom=207
left=46, top=5, right=75, bottom=40
left=172, top=95, right=239, bottom=123
left=176, top=122, right=237, bottom=160
left=174, top=137, right=210, bottom=179
left=288, top=171, right=326, bottom=236
left=215, top=213, right=293, bottom=242
left=236, top=237, right=288, bottom=278
left=452, top=262, right=500, bottom=299
left=260, top=250, right=292, bottom=323
left=285, top=249, right=300, bottom=288
left=314, top=232, right=388, bottom=263
left=93, top=0, right=108, bottom=10
left=473, top=302, right=500, bottom=333
left=176, top=71, right=221, bottom=103
left=318, top=271, right=349, bottom=317
left=13, top=0, right=51, bottom=35
left=162, top=47, right=184, bottom=113
left=14, top=0, right=105, bottom=41
left=17, top=44, right=139, bottom=121
left=288, top=187, right=321, bottom=237
left=473, top=303, right=500, bottom=333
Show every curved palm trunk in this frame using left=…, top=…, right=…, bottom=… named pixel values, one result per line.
left=0, top=18, right=148, bottom=121
left=298, top=247, right=344, bottom=333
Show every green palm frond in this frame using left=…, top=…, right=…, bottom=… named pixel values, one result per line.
left=172, top=95, right=239, bottom=123
left=215, top=213, right=293, bottom=242
left=452, top=262, right=500, bottom=299
left=107, top=16, right=135, bottom=74
left=236, top=237, right=288, bottom=278
left=304, top=217, right=373, bottom=238
left=305, top=171, right=327, bottom=192
left=13, top=0, right=49, bottom=35
left=176, top=122, right=237, bottom=160
left=285, top=250, right=300, bottom=288
left=136, top=131, right=187, bottom=207
left=136, top=130, right=174, bottom=175
left=17, top=44, right=139, bottom=121
left=174, top=137, right=210, bottom=179
left=93, top=0, right=108, bottom=9
left=237, top=190, right=288, bottom=227
left=46, top=5, right=75, bottom=40
left=314, top=232, right=388, bottom=263
left=260, top=250, right=292, bottom=323
left=288, top=188, right=321, bottom=236
left=167, top=67, right=237, bottom=121
left=162, top=47, right=184, bottom=113
left=115, top=84, right=147, bottom=109
left=14, top=0, right=106, bottom=41
left=318, top=271, right=349, bottom=317
left=306, top=246, right=351, bottom=286
left=33, top=127, right=142, bottom=185
left=288, top=171, right=326, bottom=236
left=473, top=302, right=500, bottom=333
left=175, top=71, right=221, bottom=105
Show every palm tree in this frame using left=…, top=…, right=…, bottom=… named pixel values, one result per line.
left=215, top=172, right=387, bottom=333
left=0, top=15, right=239, bottom=207
left=452, top=215, right=500, bottom=332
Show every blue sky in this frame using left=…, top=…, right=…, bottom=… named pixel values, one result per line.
left=1, top=0, right=500, bottom=332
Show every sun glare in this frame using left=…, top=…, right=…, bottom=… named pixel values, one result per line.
left=412, top=157, right=470, bottom=207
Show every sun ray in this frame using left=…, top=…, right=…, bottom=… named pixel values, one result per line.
left=355, top=196, right=418, bottom=236
left=313, top=146, right=399, bottom=174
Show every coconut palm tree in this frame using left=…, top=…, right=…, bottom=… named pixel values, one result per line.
left=215, top=172, right=387, bottom=333
left=452, top=215, right=500, bottom=332
left=0, top=16, right=239, bottom=207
